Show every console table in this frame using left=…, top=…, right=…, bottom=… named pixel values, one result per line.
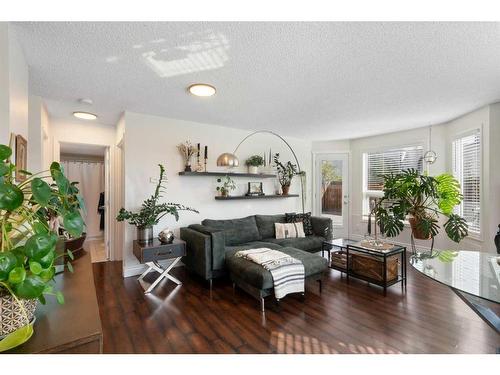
left=7, top=251, right=103, bottom=353
left=133, top=239, right=186, bottom=294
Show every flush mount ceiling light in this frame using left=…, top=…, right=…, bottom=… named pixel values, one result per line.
left=73, top=111, right=98, bottom=120
left=188, top=83, right=216, bottom=97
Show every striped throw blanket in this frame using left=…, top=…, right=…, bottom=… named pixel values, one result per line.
left=235, top=248, right=305, bottom=299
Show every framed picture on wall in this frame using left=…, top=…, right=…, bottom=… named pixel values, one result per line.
left=15, top=135, right=28, bottom=182
left=246, top=182, right=264, bottom=196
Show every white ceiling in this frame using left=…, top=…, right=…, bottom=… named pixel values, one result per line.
left=13, top=22, right=500, bottom=140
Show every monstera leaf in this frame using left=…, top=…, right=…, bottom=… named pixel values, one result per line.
left=444, top=214, right=469, bottom=243
left=436, top=173, right=463, bottom=215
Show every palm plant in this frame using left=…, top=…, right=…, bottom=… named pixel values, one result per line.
left=372, top=169, right=468, bottom=243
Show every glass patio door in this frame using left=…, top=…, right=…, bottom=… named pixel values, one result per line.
left=315, top=153, right=349, bottom=238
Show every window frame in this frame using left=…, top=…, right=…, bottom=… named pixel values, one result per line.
left=362, top=142, right=424, bottom=219
left=451, top=128, right=482, bottom=241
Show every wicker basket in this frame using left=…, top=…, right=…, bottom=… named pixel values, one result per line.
left=351, top=253, right=399, bottom=282
left=0, top=293, right=37, bottom=337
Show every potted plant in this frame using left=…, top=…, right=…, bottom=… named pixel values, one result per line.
left=117, top=164, right=198, bottom=243
left=372, top=169, right=468, bottom=247
left=245, top=155, right=264, bottom=174
left=216, top=176, right=236, bottom=197
left=42, top=182, right=87, bottom=254
left=273, top=153, right=303, bottom=195
left=177, top=141, right=196, bottom=172
left=0, top=144, right=83, bottom=351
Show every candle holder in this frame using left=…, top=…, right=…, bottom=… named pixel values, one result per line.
left=195, top=155, right=203, bottom=172
left=204, top=157, right=207, bottom=172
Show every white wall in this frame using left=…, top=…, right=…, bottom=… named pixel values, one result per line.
left=0, top=24, right=9, bottom=146
left=122, top=111, right=312, bottom=276
left=27, top=95, right=51, bottom=172
left=313, top=104, right=498, bottom=253
left=0, top=23, right=28, bottom=150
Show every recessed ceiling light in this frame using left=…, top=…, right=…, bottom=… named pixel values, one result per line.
left=188, top=83, right=216, bottom=97
left=73, top=111, right=98, bottom=120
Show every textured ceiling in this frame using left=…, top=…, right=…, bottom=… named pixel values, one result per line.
left=13, top=22, right=500, bottom=140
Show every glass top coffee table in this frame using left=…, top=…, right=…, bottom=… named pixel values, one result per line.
left=410, top=250, right=500, bottom=332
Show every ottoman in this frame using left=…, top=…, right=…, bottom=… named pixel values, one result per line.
left=225, top=246, right=328, bottom=311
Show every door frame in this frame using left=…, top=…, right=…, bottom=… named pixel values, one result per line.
left=312, top=152, right=350, bottom=238
left=56, top=140, right=112, bottom=261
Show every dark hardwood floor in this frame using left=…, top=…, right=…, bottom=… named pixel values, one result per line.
left=92, top=258, right=500, bottom=354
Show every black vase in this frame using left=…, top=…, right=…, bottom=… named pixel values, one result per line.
left=495, top=224, right=500, bottom=254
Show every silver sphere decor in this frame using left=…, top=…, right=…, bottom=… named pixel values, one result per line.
left=158, top=228, right=175, bottom=244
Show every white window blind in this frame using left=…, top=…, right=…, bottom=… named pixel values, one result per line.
left=452, top=131, right=481, bottom=235
left=366, top=146, right=424, bottom=191
left=363, top=145, right=423, bottom=215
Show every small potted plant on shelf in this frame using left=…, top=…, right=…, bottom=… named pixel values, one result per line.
left=177, top=141, right=196, bottom=172
left=245, top=155, right=264, bottom=174
left=216, top=176, right=236, bottom=197
left=273, top=153, right=303, bottom=195
left=372, top=169, right=468, bottom=251
left=0, top=144, right=84, bottom=352
left=117, top=164, right=198, bottom=243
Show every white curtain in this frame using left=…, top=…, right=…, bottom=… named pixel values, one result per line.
left=61, top=161, right=105, bottom=238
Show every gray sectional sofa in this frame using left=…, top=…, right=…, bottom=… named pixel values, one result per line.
left=180, top=214, right=333, bottom=287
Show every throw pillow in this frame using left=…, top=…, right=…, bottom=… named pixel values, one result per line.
left=286, top=212, right=313, bottom=236
left=275, top=222, right=305, bottom=239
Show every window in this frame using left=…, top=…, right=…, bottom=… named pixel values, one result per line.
left=363, top=145, right=424, bottom=216
left=452, top=131, right=481, bottom=236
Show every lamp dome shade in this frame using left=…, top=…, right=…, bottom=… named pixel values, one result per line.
left=217, top=153, right=239, bottom=167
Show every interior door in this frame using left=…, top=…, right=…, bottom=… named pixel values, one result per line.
left=315, top=153, right=349, bottom=238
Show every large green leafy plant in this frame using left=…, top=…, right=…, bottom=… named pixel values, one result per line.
left=0, top=144, right=84, bottom=305
left=116, top=164, right=198, bottom=227
left=372, top=169, right=468, bottom=242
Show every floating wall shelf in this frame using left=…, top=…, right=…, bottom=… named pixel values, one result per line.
left=215, top=194, right=299, bottom=201
left=178, top=171, right=276, bottom=178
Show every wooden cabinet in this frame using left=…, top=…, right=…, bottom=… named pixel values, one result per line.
left=7, top=251, right=103, bottom=354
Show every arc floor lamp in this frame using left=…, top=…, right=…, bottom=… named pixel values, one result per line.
left=216, top=130, right=305, bottom=213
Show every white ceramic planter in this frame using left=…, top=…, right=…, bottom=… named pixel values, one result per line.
left=248, top=166, right=259, bottom=174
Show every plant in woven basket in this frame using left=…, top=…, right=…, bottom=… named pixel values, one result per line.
left=372, top=169, right=468, bottom=243
left=0, top=144, right=84, bottom=351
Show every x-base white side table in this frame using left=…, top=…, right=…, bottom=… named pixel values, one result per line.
left=133, top=238, right=186, bottom=294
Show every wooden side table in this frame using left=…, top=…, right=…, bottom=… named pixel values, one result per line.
left=133, top=238, right=186, bottom=294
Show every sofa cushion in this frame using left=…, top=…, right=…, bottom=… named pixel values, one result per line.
left=263, top=235, right=324, bottom=252
left=202, top=216, right=261, bottom=246
left=225, top=246, right=328, bottom=290
left=224, top=241, right=283, bottom=254
left=255, top=214, right=286, bottom=239
left=286, top=212, right=314, bottom=236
